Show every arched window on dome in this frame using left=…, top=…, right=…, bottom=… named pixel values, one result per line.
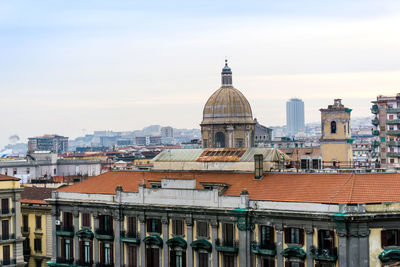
left=215, top=132, right=226, bottom=148
left=331, top=121, right=337, bottom=134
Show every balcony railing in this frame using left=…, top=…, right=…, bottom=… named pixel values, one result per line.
left=1, top=233, right=15, bottom=241
left=372, top=119, right=379, bottom=125
left=95, top=228, right=114, bottom=240
left=251, top=241, right=276, bottom=256
left=21, top=226, right=30, bottom=234
left=310, top=246, right=338, bottom=262
left=0, top=259, right=16, bottom=266
left=387, top=108, right=400, bottom=113
left=372, top=130, right=380, bottom=136
left=387, top=141, right=400, bottom=147
left=77, top=260, right=93, bottom=266
left=387, top=120, right=400, bottom=125
left=56, top=225, right=75, bottom=237
left=387, top=131, right=400, bottom=135
left=56, top=257, right=74, bottom=264
left=215, top=238, right=239, bottom=253
left=371, top=105, right=378, bottom=114
left=120, top=231, right=140, bottom=244
left=371, top=140, right=380, bottom=147
left=387, top=153, right=400, bottom=157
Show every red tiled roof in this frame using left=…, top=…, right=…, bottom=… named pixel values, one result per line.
left=0, top=174, right=20, bottom=181
left=21, top=187, right=54, bottom=204
left=57, top=171, right=400, bottom=204
left=21, top=199, right=48, bottom=205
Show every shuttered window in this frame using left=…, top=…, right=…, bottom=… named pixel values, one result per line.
left=34, top=238, right=42, bottom=252
left=197, top=221, right=208, bottom=238
left=260, top=226, right=274, bottom=247
left=173, top=219, right=184, bottom=236
left=198, top=253, right=208, bottom=267
left=223, top=223, right=234, bottom=246
left=318, top=230, right=334, bottom=250
left=381, top=229, right=400, bottom=247
left=146, top=219, right=161, bottom=234
left=82, top=213, right=90, bottom=227
left=284, top=227, right=304, bottom=245
left=128, top=217, right=137, bottom=235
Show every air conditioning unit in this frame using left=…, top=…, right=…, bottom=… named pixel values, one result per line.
left=55, top=220, right=61, bottom=226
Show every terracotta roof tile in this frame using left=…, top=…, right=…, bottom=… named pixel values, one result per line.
left=0, top=174, right=20, bottom=181
left=21, top=187, right=54, bottom=203
left=57, top=171, right=400, bottom=204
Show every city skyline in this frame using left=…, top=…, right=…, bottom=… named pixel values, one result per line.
left=1, top=1, right=400, bottom=147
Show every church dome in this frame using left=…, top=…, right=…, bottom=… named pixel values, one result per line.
left=201, top=61, right=254, bottom=125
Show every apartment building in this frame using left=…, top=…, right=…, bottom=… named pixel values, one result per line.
left=21, top=187, right=54, bottom=266
left=0, top=174, right=25, bottom=266
left=371, top=94, right=400, bottom=167
left=46, top=170, right=400, bottom=267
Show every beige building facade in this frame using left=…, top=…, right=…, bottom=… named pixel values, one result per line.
left=320, top=99, right=353, bottom=168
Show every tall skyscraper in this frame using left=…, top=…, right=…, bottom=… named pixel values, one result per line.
left=286, top=98, right=305, bottom=137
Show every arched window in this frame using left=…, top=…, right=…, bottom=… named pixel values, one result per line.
left=215, top=132, right=225, bottom=148
left=330, top=121, right=337, bottom=134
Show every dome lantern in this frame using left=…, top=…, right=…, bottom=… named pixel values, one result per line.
left=221, top=59, right=233, bottom=86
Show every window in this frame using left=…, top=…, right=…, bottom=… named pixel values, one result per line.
left=26, top=168, right=30, bottom=174
left=318, top=230, right=334, bottom=251
left=203, top=140, right=207, bottom=148
left=35, top=259, right=42, bottom=267
left=23, top=238, right=30, bottom=254
left=236, top=139, right=243, bottom=148
left=61, top=238, right=73, bottom=261
left=260, top=226, right=274, bottom=248
left=128, top=245, right=137, bottom=267
left=284, top=227, right=304, bottom=245
left=80, top=240, right=92, bottom=264
left=255, top=154, right=263, bottom=179
left=215, top=132, right=225, bottom=148
left=1, top=198, right=9, bottom=214
left=146, top=247, right=159, bottom=267
left=223, top=255, right=234, bottom=267
left=146, top=218, right=162, bottom=234
left=173, top=219, right=184, bottom=236
left=13, top=168, right=17, bottom=175
left=3, top=245, right=10, bottom=265
left=99, top=215, right=113, bottom=234
left=34, top=238, right=42, bottom=252
left=63, top=212, right=73, bottom=231
left=197, top=221, right=208, bottom=238
left=2, top=220, right=9, bottom=240
left=23, top=215, right=29, bottom=232
left=198, top=253, right=208, bottom=267
left=262, top=257, right=275, bottom=267
left=170, top=250, right=186, bottom=267
left=382, top=229, right=400, bottom=247
left=36, top=215, right=42, bottom=230
left=150, top=183, right=161, bottom=189
left=100, top=242, right=113, bottom=265
left=222, top=223, right=234, bottom=246
left=82, top=213, right=90, bottom=228
left=330, top=121, right=336, bottom=134
left=127, top=217, right=137, bottom=236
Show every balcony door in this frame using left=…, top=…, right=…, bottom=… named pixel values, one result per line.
left=223, top=255, right=234, bottom=267
left=170, top=250, right=186, bottom=267
left=146, top=247, right=159, bottom=267
left=128, top=245, right=137, bottom=267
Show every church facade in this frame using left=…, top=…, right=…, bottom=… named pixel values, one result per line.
left=201, top=61, right=255, bottom=148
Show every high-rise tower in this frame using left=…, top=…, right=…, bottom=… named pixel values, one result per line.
left=286, top=98, right=305, bottom=137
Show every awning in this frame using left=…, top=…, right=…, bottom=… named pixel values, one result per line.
left=281, top=246, right=307, bottom=259
left=379, top=249, right=400, bottom=263
left=76, top=228, right=94, bottom=240
left=143, top=234, right=163, bottom=248
left=166, top=236, right=187, bottom=249
left=191, top=239, right=212, bottom=252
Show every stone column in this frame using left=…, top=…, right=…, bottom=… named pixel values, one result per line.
left=51, top=207, right=59, bottom=262
left=114, top=213, right=122, bottom=266
left=305, top=227, right=314, bottom=267
left=93, top=213, right=99, bottom=267
left=226, top=125, right=234, bottom=148
left=162, top=217, right=169, bottom=267
left=275, top=224, right=284, bottom=267
left=359, top=224, right=370, bottom=267
left=348, top=226, right=359, bottom=267
left=211, top=221, right=219, bottom=267
left=73, top=210, right=79, bottom=264
left=238, top=230, right=248, bottom=267
left=186, top=218, right=193, bottom=267
left=139, top=216, right=146, bottom=267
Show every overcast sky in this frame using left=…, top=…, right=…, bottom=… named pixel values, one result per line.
left=1, top=0, right=400, bottom=147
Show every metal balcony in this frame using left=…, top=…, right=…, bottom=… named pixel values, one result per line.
left=215, top=238, right=239, bottom=253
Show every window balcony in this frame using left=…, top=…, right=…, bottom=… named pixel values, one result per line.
left=372, top=141, right=380, bottom=147
left=95, top=228, right=114, bottom=240
left=21, top=226, right=30, bottom=236
left=215, top=238, right=239, bottom=253
left=56, top=257, right=74, bottom=265
left=0, top=259, right=16, bottom=266
left=387, top=108, right=400, bottom=113
left=388, top=131, right=400, bottom=135
left=372, top=119, right=379, bottom=125
left=1, top=233, right=15, bottom=241
left=387, top=153, right=400, bottom=157
left=371, top=105, right=379, bottom=114
left=56, top=225, right=75, bottom=237
left=310, top=246, right=338, bottom=262
left=251, top=241, right=276, bottom=256
left=387, top=120, right=400, bottom=125
left=120, top=231, right=140, bottom=244
left=372, top=130, right=380, bottom=136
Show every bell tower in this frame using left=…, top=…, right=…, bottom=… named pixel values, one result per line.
left=320, top=99, right=353, bottom=167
